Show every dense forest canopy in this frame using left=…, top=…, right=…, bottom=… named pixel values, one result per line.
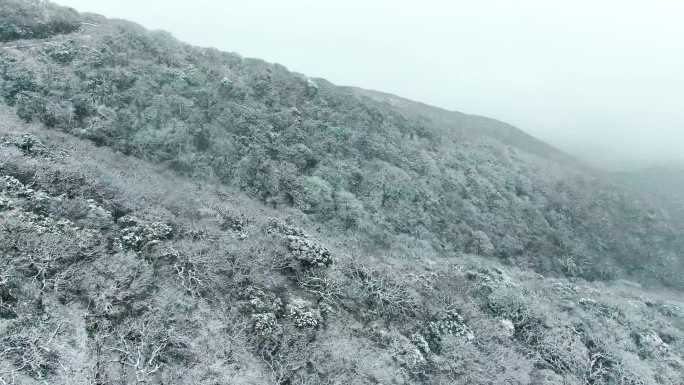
left=0, top=0, right=80, bottom=42
left=0, top=3, right=681, bottom=287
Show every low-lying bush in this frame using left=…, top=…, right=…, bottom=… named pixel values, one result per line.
left=0, top=319, right=60, bottom=380
left=343, top=262, right=419, bottom=320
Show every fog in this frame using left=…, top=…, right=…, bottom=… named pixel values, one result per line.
left=56, top=0, right=684, bottom=170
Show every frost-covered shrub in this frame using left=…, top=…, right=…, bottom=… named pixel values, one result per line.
left=173, top=259, right=204, bottom=298
left=423, top=310, right=474, bottom=354
left=0, top=272, right=18, bottom=318
left=465, top=267, right=510, bottom=286
left=1, top=321, right=60, bottom=379
left=0, top=175, right=55, bottom=215
left=117, top=214, right=142, bottom=227
left=266, top=217, right=305, bottom=237
left=578, top=337, right=645, bottom=385
left=15, top=93, right=42, bottom=122
left=383, top=331, right=428, bottom=377
left=631, top=330, right=668, bottom=359
left=14, top=95, right=73, bottom=128
left=5, top=207, right=80, bottom=236
left=252, top=312, right=280, bottom=337
left=242, top=287, right=284, bottom=315
left=426, top=310, right=473, bottom=340
left=45, top=40, right=78, bottom=64
left=530, top=369, right=574, bottom=385
left=266, top=217, right=332, bottom=269
left=345, top=263, right=418, bottom=319
left=25, top=189, right=52, bottom=215
left=220, top=76, right=233, bottom=88
left=500, top=319, right=515, bottom=338
left=305, top=77, right=319, bottom=97
left=0, top=197, right=13, bottom=211
left=645, top=300, right=681, bottom=318
left=286, top=299, right=321, bottom=329
left=485, top=287, right=545, bottom=345
left=1, top=175, right=30, bottom=197
left=578, top=298, right=623, bottom=320
left=118, top=216, right=173, bottom=251
left=295, top=272, right=343, bottom=306
left=285, top=235, right=333, bottom=268
left=218, top=208, right=249, bottom=231
left=535, top=326, right=590, bottom=378
left=299, top=175, right=334, bottom=215
left=410, top=332, right=431, bottom=356
left=469, top=230, right=495, bottom=256
left=1, top=133, right=48, bottom=156
left=333, top=189, right=365, bottom=229
left=84, top=198, right=113, bottom=227
left=465, top=266, right=515, bottom=298
left=498, top=234, right=524, bottom=258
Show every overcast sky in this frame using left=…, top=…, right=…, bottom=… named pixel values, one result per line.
left=56, top=0, right=684, bottom=170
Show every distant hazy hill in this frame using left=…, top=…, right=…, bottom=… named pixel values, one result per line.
left=348, top=87, right=581, bottom=166
left=614, top=165, right=684, bottom=225
left=1, top=2, right=683, bottom=384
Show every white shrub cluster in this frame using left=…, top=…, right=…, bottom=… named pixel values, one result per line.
left=118, top=215, right=173, bottom=251
left=286, top=298, right=321, bottom=329
left=285, top=235, right=333, bottom=268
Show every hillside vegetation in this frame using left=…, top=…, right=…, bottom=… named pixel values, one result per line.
left=1, top=108, right=683, bottom=385
left=1, top=1, right=683, bottom=384
left=0, top=0, right=80, bottom=42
